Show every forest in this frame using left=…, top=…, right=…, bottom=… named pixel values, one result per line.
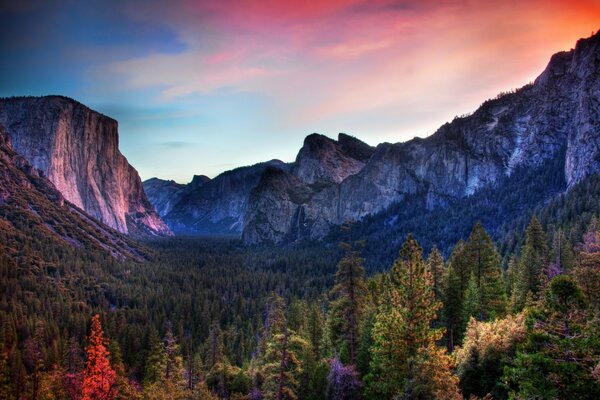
left=1, top=179, right=600, bottom=399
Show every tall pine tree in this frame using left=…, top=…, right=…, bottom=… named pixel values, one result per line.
left=512, top=216, right=548, bottom=310
left=329, top=240, right=368, bottom=365
left=367, top=235, right=460, bottom=399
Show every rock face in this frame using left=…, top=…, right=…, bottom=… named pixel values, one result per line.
left=150, top=160, right=288, bottom=235
left=0, top=124, right=148, bottom=261
left=242, top=31, right=600, bottom=244
left=0, top=96, right=172, bottom=236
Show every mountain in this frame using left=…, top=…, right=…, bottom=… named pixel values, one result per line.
left=0, top=124, right=148, bottom=262
left=148, top=160, right=288, bottom=235
left=242, top=31, right=600, bottom=244
left=0, top=96, right=171, bottom=237
left=144, top=134, right=375, bottom=236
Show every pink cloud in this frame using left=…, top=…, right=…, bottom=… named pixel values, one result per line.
left=107, top=0, right=600, bottom=142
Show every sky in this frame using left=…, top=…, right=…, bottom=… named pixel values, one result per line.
left=1, top=0, right=599, bottom=182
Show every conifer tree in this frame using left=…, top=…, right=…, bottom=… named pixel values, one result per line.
left=367, top=235, right=458, bottom=399
left=207, top=322, right=224, bottom=371
left=259, top=296, right=308, bottom=400
left=143, top=329, right=166, bottom=385
left=329, top=240, right=368, bottom=365
left=306, top=302, right=324, bottom=360
left=505, top=275, right=600, bottom=399
left=427, top=246, right=445, bottom=303
left=463, top=222, right=506, bottom=320
left=163, top=323, right=184, bottom=386
left=443, top=242, right=470, bottom=351
left=82, top=314, right=116, bottom=400
left=512, top=216, right=548, bottom=309
left=462, top=274, right=481, bottom=324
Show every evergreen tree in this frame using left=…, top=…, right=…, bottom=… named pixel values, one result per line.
left=574, top=219, right=600, bottom=310
left=82, top=314, right=116, bottom=400
left=366, top=235, right=457, bottom=399
left=260, top=318, right=308, bottom=400
left=329, top=240, right=368, bottom=365
left=426, top=246, right=445, bottom=303
left=463, top=222, right=506, bottom=320
left=143, top=329, right=166, bottom=386
left=443, top=241, right=470, bottom=350
left=163, top=323, right=184, bottom=386
left=504, top=275, right=600, bottom=399
left=306, top=302, right=324, bottom=361
left=462, top=274, right=481, bottom=325
left=512, top=216, right=548, bottom=309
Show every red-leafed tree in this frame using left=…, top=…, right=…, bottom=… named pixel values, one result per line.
left=82, top=314, right=116, bottom=400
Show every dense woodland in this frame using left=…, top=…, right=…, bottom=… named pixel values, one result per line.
left=1, top=175, right=600, bottom=399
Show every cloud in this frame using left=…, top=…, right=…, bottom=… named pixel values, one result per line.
left=102, top=0, right=600, bottom=138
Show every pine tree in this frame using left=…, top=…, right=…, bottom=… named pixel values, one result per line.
left=443, top=241, right=470, bottom=350
left=463, top=222, right=506, bottom=320
left=462, top=274, right=481, bottom=325
left=207, top=322, right=224, bottom=370
left=306, top=302, right=324, bottom=360
left=426, top=246, right=445, bottom=303
left=512, top=216, right=548, bottom=309
left=367, top=235, right=457, bottom=399
left=163, top=323, right=184, bottom=386
left=82, top=314, right=116, bottom=400
left=505, top=276, right=600, bottom=399
left=260, top=302, right=308, bottom=400
left=329, top=240, right=368, bottom=365
left=143, top=329, right=166, bottom=385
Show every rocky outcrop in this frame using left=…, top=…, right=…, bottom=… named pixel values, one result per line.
left=143, top=178, right=189, bottom=217
left=143, top=174, right=212, bottom=218
left=292, top=133, right=375, bottom=185
left=162, top=160, right=289, bottom=235
left=242, top=31, right=600, bottom=244
left=0, top=124, right=148, bottom=261
left=0, top=96, right=172, bottom=236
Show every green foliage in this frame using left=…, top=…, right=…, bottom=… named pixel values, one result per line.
left=329, top=240, right=368, bottom=365
left=504, top=275, right=600, bottom=399
left=512, top=217, right=548, bottom=310
left=366, top=235, right=451, bottom=399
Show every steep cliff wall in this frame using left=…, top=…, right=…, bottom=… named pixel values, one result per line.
left=0, top=96, right=171, bottom=236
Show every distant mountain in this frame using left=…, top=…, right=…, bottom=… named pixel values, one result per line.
left=0, top=124, right=148, bottom=262
left=241, top=30, right=600, bottom=244
left=145, top=160, right=288, bottom=235
left=143, top=32, right=600, bottom=246
left=0, top=96, right=172, bottom=237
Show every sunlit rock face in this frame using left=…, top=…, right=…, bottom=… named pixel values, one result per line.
left=0, top=96, right=172, bottom=237
left=243, top=32, right=600, bottom=244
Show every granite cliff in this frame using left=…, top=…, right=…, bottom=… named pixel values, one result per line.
left=242, top=31, right=600, bottom=244
left=0, top=124, right=148, bottom=261
left=0, top=96, right=172, bottom=236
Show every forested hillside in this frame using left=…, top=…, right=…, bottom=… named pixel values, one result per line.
left=1, top=174, right=600, bottom=399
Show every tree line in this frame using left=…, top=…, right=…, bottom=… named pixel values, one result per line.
left=1, top=215, right=599, bottom=399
